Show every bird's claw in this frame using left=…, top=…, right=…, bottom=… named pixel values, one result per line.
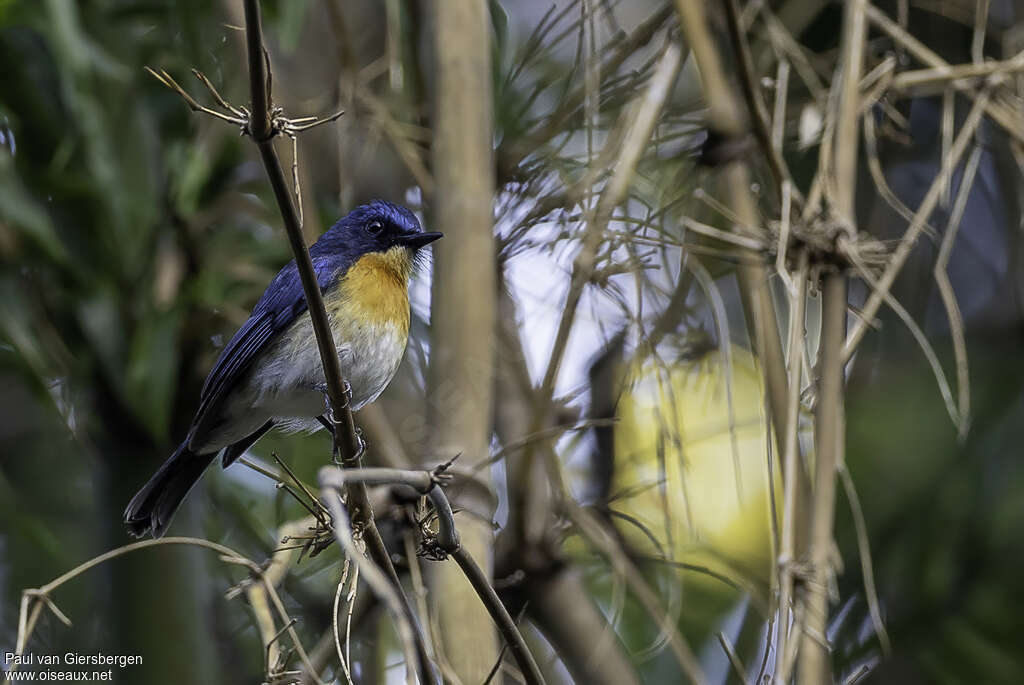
left=331, top=428, right=367, bottom=467
left=317, top=380, right=353, bottom=426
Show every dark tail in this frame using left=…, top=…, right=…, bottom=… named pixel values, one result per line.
left=124, top=442, right=215, bottom=538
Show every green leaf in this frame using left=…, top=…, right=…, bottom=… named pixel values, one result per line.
left=0, top=150, right=68, bottom=264
left=125, top=309, right=182, bottom=440
left=276, top=0, right=310, bottom=53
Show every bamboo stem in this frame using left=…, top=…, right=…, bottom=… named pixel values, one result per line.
left=797, top=273, right=847, bottom=684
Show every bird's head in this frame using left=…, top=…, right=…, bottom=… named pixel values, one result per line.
left=315, top=200, right=442, bottom=279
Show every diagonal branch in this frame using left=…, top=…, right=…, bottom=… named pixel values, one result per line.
left=236, top=0, right=409, bottom=610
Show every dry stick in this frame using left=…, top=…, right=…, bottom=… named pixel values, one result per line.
left=718, top=631, right=751, bottom=685
left=320, top=488, right=423, bottom=685
left=865, top=4, right=1024, bottom=146
left=775, top=249, right=808, bottom=685
left=941, top=89, right=955, bottom=208
left=772, top=60, right=791, bottom=154
left=889, top=53, right=1024, bottom=92
left=332, top=557, right=360, bottom=685
left=6, top=538, right=320, bottom=685
left=935, top=144, right=983, bottom=438
left=798, top=272, right=848, bottom=685
left=842, top=90, right=991, bottom=361
left=837, top=466, right=891, bottom=656
left=973, top=0, right=991, bottom=65
left=723, top=0, right=802, bottom=208
left=318, top=468, right=546, bottom=685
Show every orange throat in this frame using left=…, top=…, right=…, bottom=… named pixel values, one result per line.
left=328, top=246, right=413, bottom=334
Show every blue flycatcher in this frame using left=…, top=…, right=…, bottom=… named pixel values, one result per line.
left=125, top=200, right=441, bottom=538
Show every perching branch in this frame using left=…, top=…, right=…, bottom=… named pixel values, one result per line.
left=149, top=3, right=419, bottom=677
left=236, top=0, right=414, bottom=634
left=239, top=0, right=356, bottom=460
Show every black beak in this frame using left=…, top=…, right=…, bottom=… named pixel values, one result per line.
left=396, top=231, right=443, bottom=249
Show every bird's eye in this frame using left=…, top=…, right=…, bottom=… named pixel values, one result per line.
left=366, top=220, right=384, bottom=235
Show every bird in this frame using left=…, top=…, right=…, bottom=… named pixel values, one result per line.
left=124, top=200, right=441, bottom=538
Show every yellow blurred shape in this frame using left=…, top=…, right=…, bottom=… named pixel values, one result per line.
left=612, top=345, right=778, bottom=599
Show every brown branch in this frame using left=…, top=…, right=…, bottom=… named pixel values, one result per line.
left=319, top=467, right=546, bottom=685
left=240, top=0, right=356, bottom=457
left=450, top=547, right=547, bottom=685
left=237, top=0, right=409, bottom=611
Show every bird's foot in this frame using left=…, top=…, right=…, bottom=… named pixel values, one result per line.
left=330, top=428, right=366, bottom=467
left=315, top=380, right=353, bottom=414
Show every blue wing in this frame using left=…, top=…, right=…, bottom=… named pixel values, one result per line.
left=189, top=255, right=344, bottom=443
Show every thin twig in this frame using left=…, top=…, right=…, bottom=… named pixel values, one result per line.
left=798, top=271, right=847, bottom=684
left=718, top=631, right=751, bottom=685
left=6, top=538, right=322, bottom=685
left=866, top=5, right=1023, bottom=146
left=838, top=465, right=892, bottom=657
left=775, top=249, right=808, bottom=684
left=843, top=89, right=991, bottom=360
left=935, top=143, right=982, bottom=439
left=451, top=547, right=547, bottom=685
left=234, top=3, right=414, bottom=652
left=319, top=467, right=546, bottom=685
left=320, top=483, right=425, bottom=685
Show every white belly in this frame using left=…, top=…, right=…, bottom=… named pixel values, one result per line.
left=198, top=316, right=407, bottom=450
